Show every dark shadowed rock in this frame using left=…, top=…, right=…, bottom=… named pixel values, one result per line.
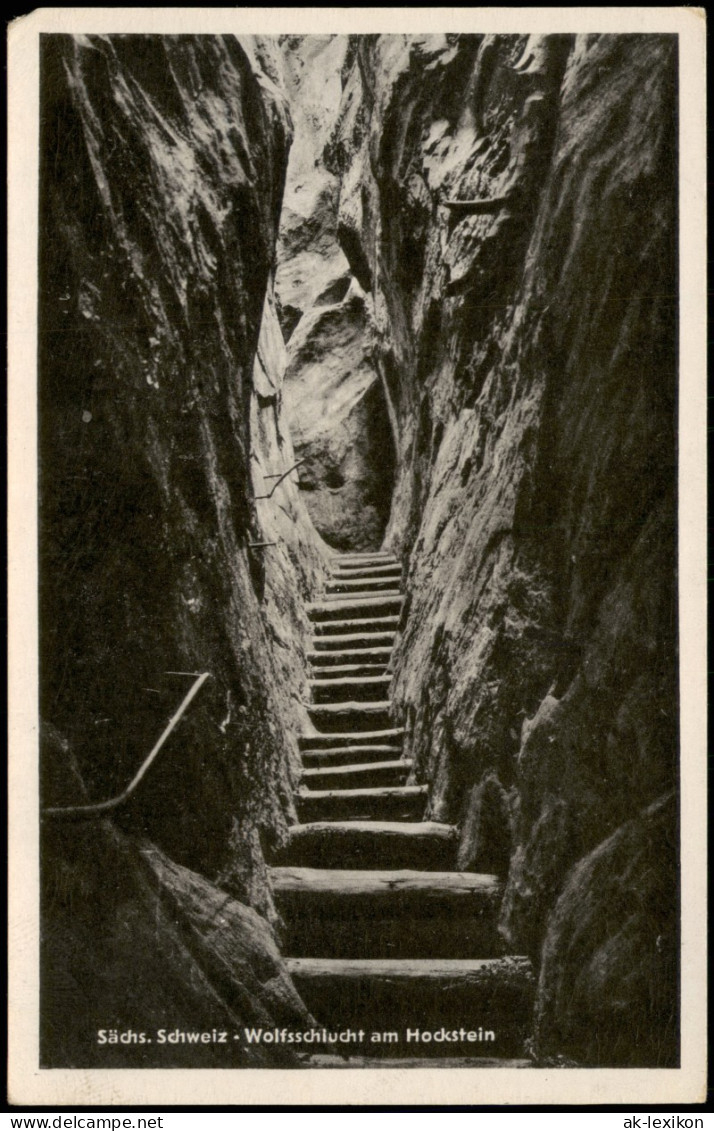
left=41, top=817, right=314, bottom=1067
left=532, top=794, right=678, bottom=1067
left=457, top=773, right=514, bottom=876
left=39, top=34, right=323, bottom=1062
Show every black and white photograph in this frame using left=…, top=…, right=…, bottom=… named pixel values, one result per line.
left=7, top=6, right=707, bottom=1109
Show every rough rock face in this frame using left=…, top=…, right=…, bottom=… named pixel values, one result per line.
left=275, top=36, right=351, bottom=337
left=249, top=285, right=329, bottom=752
left=42, top=815, right=314, bottom=1067
left=283, top=287, right=395, bottom=550
left=39, top=34, right=325, bottom=1065
left=275, top=36, right=395, bottom=551
left=327, top=33, right=677, bottom=1064
left=533, top=793, right=678, bottom=1067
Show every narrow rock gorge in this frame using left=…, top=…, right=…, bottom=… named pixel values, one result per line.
left=275, top=36, right=396, bottom=552
left=39, top=33, right=326, bottom=1066
left=39, top=32, right=678, bottom=1070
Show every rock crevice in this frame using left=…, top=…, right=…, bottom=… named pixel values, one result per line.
left=39, top=33, right=325, bottom=1066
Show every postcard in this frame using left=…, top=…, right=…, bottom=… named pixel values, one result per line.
left=7, top=6, right=707, bottom=1109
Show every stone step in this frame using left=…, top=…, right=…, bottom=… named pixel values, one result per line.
left=306, top=700, right=393, bottom=731
left=297, top=785, right=426, bottom=822
left=333, top=553, right=398, bottom=566
left=323, top=587, right=402, bottom=603
left=301, top=759, right=411, bottom=791
left=273, top=868, right=502, bottom=959
left=272, top=867, right=497, bottom=902
left=331, top=563, right=399, bottom=574
left=310, top=631, right=397, bottom=651
left=309, top=674, right=392, bottom=703
left=312, top=616, right=400, bottom=637
left=326, top=577, right=402, bottom=595
left=309, top=595, right=404, bottom=622
left=309, top=647, right=394, bottom=667
left=277, top=821, right=458, bottom=871
left=302, top=745, right=402, bottom=769
left=299, top=729, right=404, bottom=751
left=285, top=957, right=534, bottom=1056
left=331, top=563, right=403, bottom=580
left=310, top=661, right=391, bottom=679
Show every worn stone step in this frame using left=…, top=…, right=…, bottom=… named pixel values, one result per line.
left=306, top=701, right=393, bottom=731
left=309, top=647, right=394, bottom=667
left=333, top=553, right=398, bottom=566
left=302, top=745, right=402, bottom=769
left=310, top=631, right=397, bottom=652
left=330, top=564, right=399, bottom=575
left=301, top=759, right=411, bottom=791
left=312, top=616, right=400, bottom=637
left=310, top=674, right=392, bottom=703
left=286, top=957, right=534, bottom=1056
left=326, top=585, right=399, bottom=599
left=309, top=595, right=404, bottom=621
left=323, top=588, right=402, bottom=604
left=326, top=577, right=402, bottom=595
left=310, top=660, right=390, bottom=680
left=273, top=867, right=503, bottom=959
left=272, top=867, right=499, bottom=904
left=331, top=563, right=403, bottom=580
left=299, top=729, right=404, bottom=751
left=277, top=821, right=458, bottom=870
left=297, top=785, right=426, bottom=822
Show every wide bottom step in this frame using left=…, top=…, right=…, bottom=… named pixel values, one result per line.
left=286, top=957, right=534, bottom=1058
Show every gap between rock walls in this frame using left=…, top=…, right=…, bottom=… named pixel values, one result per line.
left=38, top=32, right=679, bottom=1071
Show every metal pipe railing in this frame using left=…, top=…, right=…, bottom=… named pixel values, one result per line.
left=442, top=195, right=514, bottom=215
left=254, top=459, right=305, bottom=501
left=42, top=671, right=211, bottom=821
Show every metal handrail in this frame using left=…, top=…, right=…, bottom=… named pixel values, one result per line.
left=42, top=671, right=211, bottom=821
left=255, top=459, right=305, bottom=501
left=443, top=195, right=515, bottom=215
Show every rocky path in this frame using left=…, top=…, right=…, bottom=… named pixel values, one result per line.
left=271, top=551, right=533, bottom=1066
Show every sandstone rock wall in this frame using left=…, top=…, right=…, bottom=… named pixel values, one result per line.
left=39, top=33, right=325, bottom=1065
left=275, top=36, right=396, bottom=551
left=327, top=32, right=678, bottom=1065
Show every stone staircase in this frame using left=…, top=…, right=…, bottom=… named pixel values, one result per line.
left=271, top=551, right=533, bottom=1067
